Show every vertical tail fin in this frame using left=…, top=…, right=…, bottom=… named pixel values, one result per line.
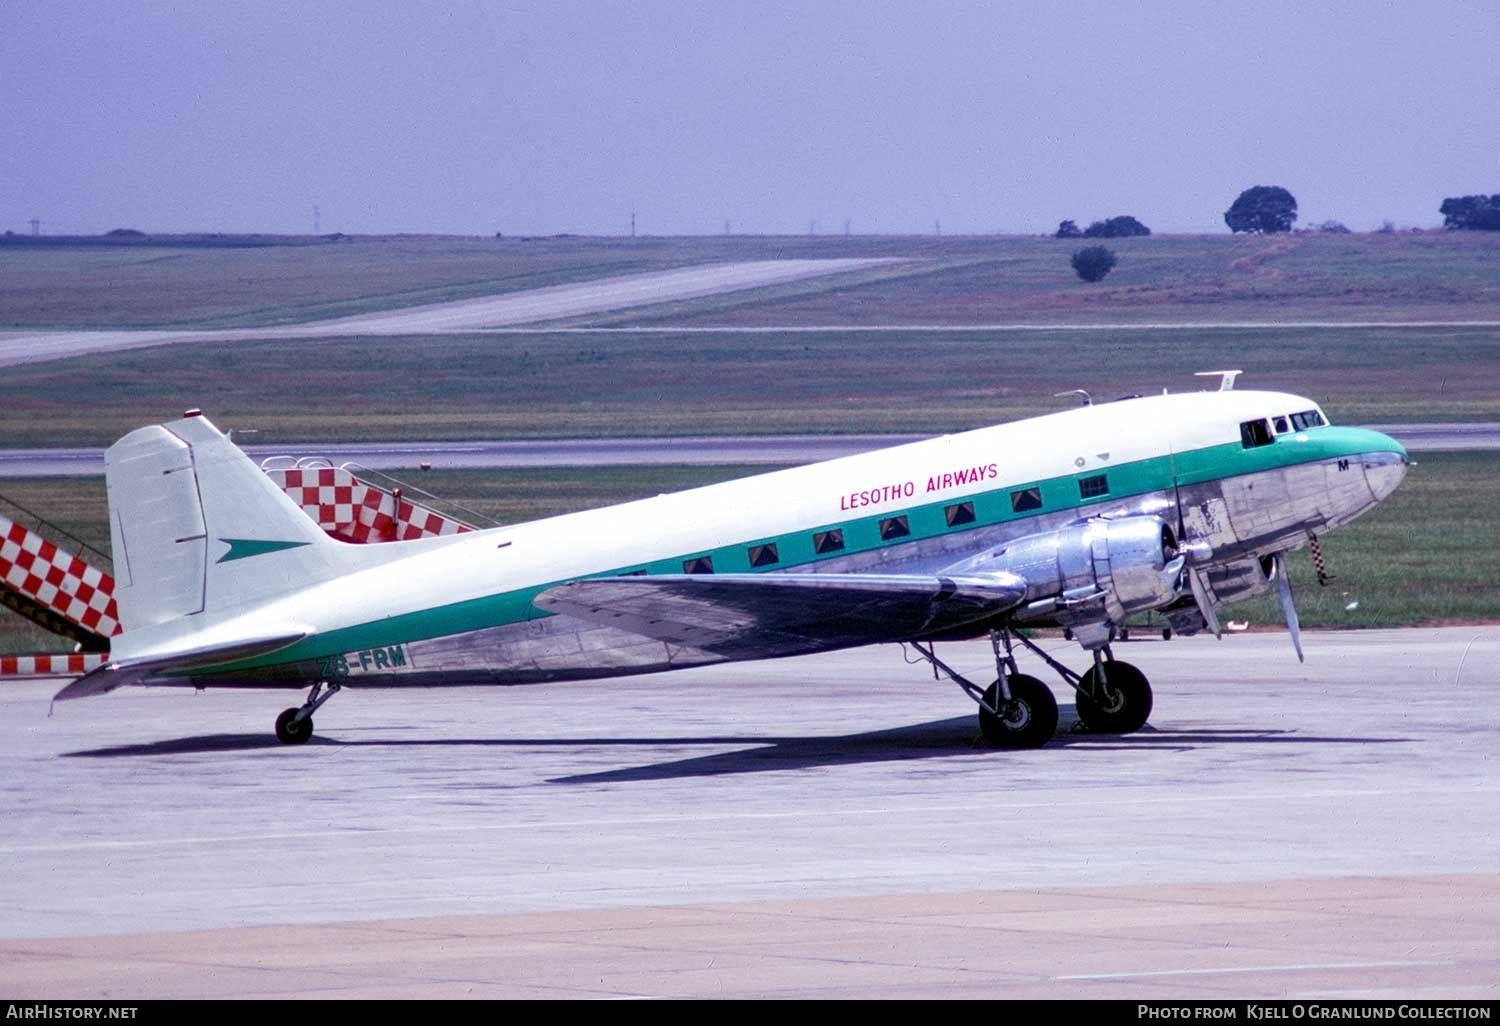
left=107, top=413, right=343, bottom=632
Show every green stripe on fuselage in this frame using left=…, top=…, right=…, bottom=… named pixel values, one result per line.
left=1172, top=426, right=1403, bottom=487
left=202, top=426, right=1396, bottom=675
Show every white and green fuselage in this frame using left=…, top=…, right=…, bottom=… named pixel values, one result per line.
left=91, top=390, right=1407, bottom=692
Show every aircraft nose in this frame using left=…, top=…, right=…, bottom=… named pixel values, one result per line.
left=1363, top=447, right=1408, bottom=503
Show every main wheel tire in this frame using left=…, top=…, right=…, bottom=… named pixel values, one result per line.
left=1075, top=660, right=1153, bottom=734
left=274, top=707, right=313, bottom=745
left=978, top=674, right=1058, bottom=749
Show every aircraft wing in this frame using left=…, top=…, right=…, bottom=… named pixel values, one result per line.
left=532, top=572, right=1028, bottom=659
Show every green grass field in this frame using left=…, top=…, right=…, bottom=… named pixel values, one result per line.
left=0, top=453, right=1493, bottom=653
left=0, top=322, right=1495, bottom=447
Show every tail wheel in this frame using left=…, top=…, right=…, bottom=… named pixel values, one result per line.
left=274, top=708, right=313, bottom=745
left=1075, top=660, right=1153, bottom=734
left=978, top=674, right=1058, bottom=749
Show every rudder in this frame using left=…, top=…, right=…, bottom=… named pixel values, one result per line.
left=106, top=413, right=340, bottom=632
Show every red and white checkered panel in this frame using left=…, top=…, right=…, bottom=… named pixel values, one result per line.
left=266, top=467, right=473, bottom=544
left=394, top=499, right=470, bottom=541
left=0, top=515, right=121, bottom=639
left=0, top=652, right=108, bottom=679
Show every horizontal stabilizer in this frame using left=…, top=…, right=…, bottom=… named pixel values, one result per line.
left=534, top=572, right=1028, bottom=658
left=52, top=630, right=308, bottom=701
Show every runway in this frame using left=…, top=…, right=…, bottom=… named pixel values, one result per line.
left=0, top=424, right=1494, bottom=477
left=0, top=258, right=898, bottom=368
left=2, top=627, right=1497, bottom=998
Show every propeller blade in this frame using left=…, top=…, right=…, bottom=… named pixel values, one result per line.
left=1187, top=566, right=1223, bottom=640
left=1273, top=553, right=1304, bottom=663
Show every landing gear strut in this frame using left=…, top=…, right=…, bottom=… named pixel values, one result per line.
left=274, top=679, right=341, bottom=745
left=909, top=630, right=1057, bottom=748
left=995, top=630, right=1154, bottom=735
left=909, top=624, right=1156, bottom=747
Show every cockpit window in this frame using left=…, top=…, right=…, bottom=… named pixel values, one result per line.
left=1240, top=419, right=1274, bottom=448
left=1290, top=410, right=1326, bottom=430
left=1273, top=416, right=1290, bottom=434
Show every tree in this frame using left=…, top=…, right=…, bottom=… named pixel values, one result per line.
left=1071, top=245, right=1117, bottom=282
left=1224, top=186, right=1298, bottom=233
left=1440, top=194, right=1500, bottom=231
left=1055, top=219, right=1082, bottom=238
left=1083, top=215, right=1150, bottom=238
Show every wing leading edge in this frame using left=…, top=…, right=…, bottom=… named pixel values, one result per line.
left=533, top=572, right=1029, bottom=660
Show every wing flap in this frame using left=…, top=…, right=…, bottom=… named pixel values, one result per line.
left=52, top=630, right=308, bottom=701
left=533, top=572, right=1027, bottom=659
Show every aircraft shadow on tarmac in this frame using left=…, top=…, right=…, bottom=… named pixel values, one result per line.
left=64, top=733, right=289, bottom=757
left=545, top=721, right=1412, bottom=783
left=64, top=716, right=1411, bottom=781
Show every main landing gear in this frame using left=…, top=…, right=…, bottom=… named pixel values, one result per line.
left=274, top=679, right=341, bottom=745
left=908, top=626, right=1154, bottom=748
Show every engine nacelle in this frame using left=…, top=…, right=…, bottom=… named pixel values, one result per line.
left=960, top=515, right=1186, bottom=628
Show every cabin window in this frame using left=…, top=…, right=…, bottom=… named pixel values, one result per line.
left=747, top=543, right=779, bottom=567
left=682, top=556, right=714, bottom=574
left=1079, top=474, right=1109, bottom=499
left=1290, top=410, right=1326, bottom=430
left=879, top=515, right=910, bottom=541
left=1240, top=419, right=1274, bottom=448
left=945, top=501, right=976, bottom=527
left=1273, top=416, right=1290, bottom=434
left=1010, top=487, right=1042, bottom=513
left=813, top=529, right=844, bottom=554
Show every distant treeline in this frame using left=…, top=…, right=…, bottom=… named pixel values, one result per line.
left=1052, top=187, right=1500, bottom=238
left=1055, top=216, right=1150, bottom=239
left=1441, top=195, right=1500, bottom=231
left=0, top=231, right=349, bottom=249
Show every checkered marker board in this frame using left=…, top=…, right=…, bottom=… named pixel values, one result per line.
left=0, top=514, right=121, bottom=639
left=0, top=652, right=108, bottom=679
left=266, top=467, right=473, bottom=544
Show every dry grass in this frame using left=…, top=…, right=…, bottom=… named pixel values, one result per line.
left=5, top=232, right=1500, bottom=331
left=600, top=231, right=1500, bottom=327
left=0, top=234, right=980, bottom=330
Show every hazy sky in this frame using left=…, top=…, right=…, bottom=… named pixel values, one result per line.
left=4, top=2, right=1497, bottom=237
